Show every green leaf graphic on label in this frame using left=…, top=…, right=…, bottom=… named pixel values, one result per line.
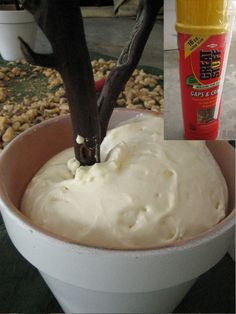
left=186, top=76, right=198, bottom=86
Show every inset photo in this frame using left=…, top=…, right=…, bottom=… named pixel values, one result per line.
left=164, top=0, right=236, bottom=140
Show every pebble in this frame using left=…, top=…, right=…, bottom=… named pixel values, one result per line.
left=0, top=87, right=7, bottom=102
left=2, top=127, right=14, bottom=142
left=20, top=123, right=30, bottom=131
left=151, top=105, right=161, bottom=112
left=12, top=121, right=21, bottom=131
left=0, top=116, right=8, bottom=131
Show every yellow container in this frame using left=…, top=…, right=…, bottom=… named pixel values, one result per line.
left=176, top=0, right=231, bottom=36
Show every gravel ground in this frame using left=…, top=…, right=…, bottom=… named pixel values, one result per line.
left=0, top=59, right=163, bottom=150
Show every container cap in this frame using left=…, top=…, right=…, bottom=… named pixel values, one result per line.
left=176, top=0, right=231, bottom=35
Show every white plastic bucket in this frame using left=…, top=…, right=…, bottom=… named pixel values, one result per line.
left=0, top=9, right=36, bottom=60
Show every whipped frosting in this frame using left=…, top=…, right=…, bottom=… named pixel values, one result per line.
left=21, top=114, right=228, bottom=249
left=76, top=134, right=84, bottom=145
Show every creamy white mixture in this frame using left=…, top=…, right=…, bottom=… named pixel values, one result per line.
left=21, top=114, right=228, bottom=249
left=76, top=134, right=84, bottom=145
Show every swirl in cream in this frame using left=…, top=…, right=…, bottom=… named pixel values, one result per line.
left=21, top=114, right=227, bottom=249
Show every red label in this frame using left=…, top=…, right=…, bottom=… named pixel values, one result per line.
left=178, top=33, right=228, bottom=140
